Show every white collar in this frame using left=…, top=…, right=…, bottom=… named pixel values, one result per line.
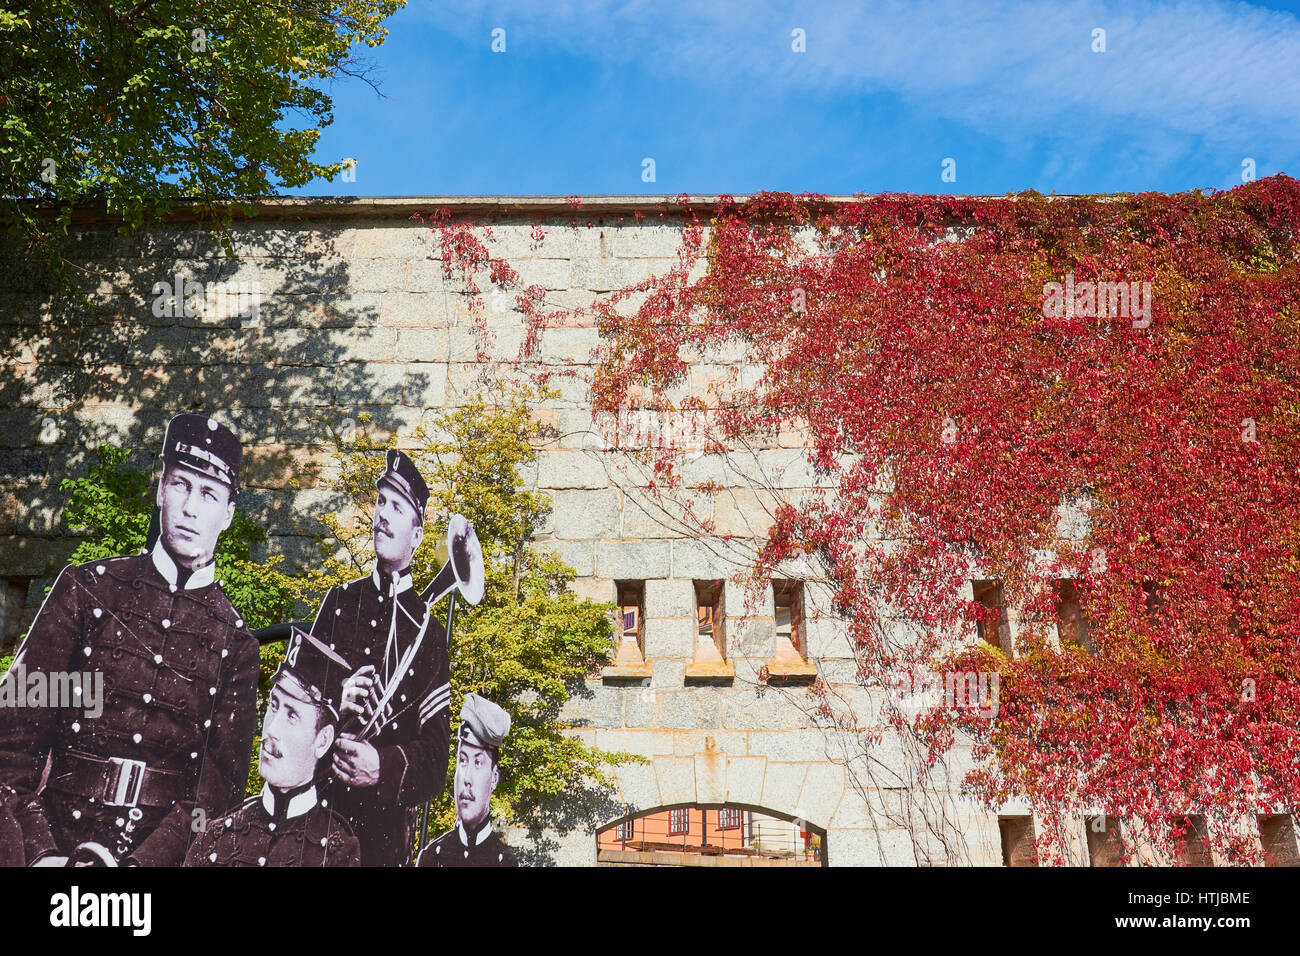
left=260, top=784, right=318, bottom=820
left=152, top=543, right=216, bottom=590
left=372, top=568, right=413, bottom=596
left=457, top=818, right=493, bottom=847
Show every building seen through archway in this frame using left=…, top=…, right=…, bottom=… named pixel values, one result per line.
left=597, top=806, right=824, bottom=866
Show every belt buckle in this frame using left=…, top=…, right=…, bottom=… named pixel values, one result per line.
left=103, top=757, right=146, bottom=808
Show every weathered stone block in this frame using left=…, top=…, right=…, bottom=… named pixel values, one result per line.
left=827, top=827, right=917, bottom=867
left=549, top=489, right=619, bottom=539
left=713, top=487, right=777, bottom=537
left=351, top=225, right=435, bottom=261
left=670, top=539, right=729, bottom=579
left=651, top=658, right=685, bottom=688
left=730, top=617, right=774, bottom=658
left=609, top=224, right=690, bottom=259
left=653, top=756, right=696, bottom=806
left=559, top=682, right=623, bottom=729
left=570, top=257, right=651, bottom=292
left=643, top=617, right=694, bottom=659
left=448, top=325, right=525, bottom=363
left=747, top=730, right=831, bottom=764
left=512, top=257, right=571, bottom=290
left=719, top=689, right=811, bottom=731
left=379, top=291, right=451, bottom=328
left=644, top=578, right=696, bottom=619
left=805, top=616, right=852, bottom=660
left=613, top=761, right=660, bottom=814
left=620, top=685, right=657, bottom=728
left=595, top=539, right=671, bottom=579
left=540, top=327, right=601, bottom=365
left=537, top=450, right=609, bottom=490
left=620, top=493, right=698, bottom=538
left=549, top=540, right=594, bottom=576
left=724, top=756, right=767, bottom=805
left=694, top=752, right=728, bottom=804
left=655, top=690, right=701, bottom=730
left=798, top=762, right=846, bottom=828
left=671, top=730, right=746, bottom=758
left=596, top=728, right=673, bottom=757
left=760, top=762, right=808, bottom=818
left=403, top=363, right=448, bottom=408
left=395, top=328, right=449, bottom=362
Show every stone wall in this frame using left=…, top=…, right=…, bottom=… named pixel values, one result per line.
left=0, top=198, right=1011, bottom=865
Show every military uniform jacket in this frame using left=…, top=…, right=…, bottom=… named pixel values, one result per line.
left=0, top=783, right=23, bottom=868
left=184, top=784, right=359, bottom=867
left=418, top=821, right=518, bottom=867
left=310, top=570, right=450, bottom=867
left=0, top=548, right=259, bottom=866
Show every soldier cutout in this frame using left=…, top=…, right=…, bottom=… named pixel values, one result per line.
left=309, top=450, right=451, bottom=866
left=0, top=415, right=260, bottom=866
left=186, top=628, right=359, bottom=867
left=418, top=693, right=518, bottom=867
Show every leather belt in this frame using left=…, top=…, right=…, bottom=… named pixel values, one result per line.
left=48, top=750, right=187, bottom=810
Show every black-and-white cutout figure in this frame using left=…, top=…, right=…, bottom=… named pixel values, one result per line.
left=418, top=693, right=518, bottom=867
left=0, top=414, right=260, bottom=866
left=309, top=449, right=453, bottom=867
left=185, top=628, right=359, bottom=867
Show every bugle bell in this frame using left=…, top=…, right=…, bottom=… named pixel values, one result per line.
left=420, top=513, right=484, bottom=607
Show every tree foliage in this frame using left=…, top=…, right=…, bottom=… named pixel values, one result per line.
left=0, top=0, right=404, bottom=289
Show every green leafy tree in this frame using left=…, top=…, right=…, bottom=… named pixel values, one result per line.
left=0, top=0, right=404, bottom=291
left=273, top=382, right=633, bottom=842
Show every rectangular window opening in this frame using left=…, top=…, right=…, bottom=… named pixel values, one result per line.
left=1055, top=579, right=1095, bottom=653
left=773, top=580, right=807, bottom=661
left=616, top=580, right=646, bottom=662
left=693, top=580, right=726, bottom=664
left=1086, top=815, right=1125, bottom=867
left=999, top=815, right=1037, bottom=867
left=972, top=579, right=1012, bottom=654
left=1258, top=814, right=1299, bottom=867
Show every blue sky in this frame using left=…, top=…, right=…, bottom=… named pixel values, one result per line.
left=285, top=0, right=1300, bottom=197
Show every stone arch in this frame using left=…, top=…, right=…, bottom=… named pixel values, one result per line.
left=604, top=753, right=841, bottom=836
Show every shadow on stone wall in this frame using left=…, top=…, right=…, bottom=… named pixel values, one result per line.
left=514, top=780, right=627, bottom=867
left=0, top=221, right=432, bottom=586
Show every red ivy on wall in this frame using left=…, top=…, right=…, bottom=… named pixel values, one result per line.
left=433, top=177, right=1300, bottom=864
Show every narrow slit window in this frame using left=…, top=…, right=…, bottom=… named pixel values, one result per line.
left=694, top=580, right=726, bottom=662
left=617, top=581, right=645, bottom=660
left=1055, top=579, right=1095, bottom=653
left=773, top=580, right=806, bottom=660
left=972, top=580, right=1011, bottom=654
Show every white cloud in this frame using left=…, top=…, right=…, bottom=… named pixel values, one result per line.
left=413, top=0, right=1300, bottom=169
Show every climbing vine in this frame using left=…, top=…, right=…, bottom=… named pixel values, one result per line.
left=429, top=178, right=1300, bottom=865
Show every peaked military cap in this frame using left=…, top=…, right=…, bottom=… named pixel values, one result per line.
left=160, top=413, right=242, bottom=492
left=458, top=693, right=511, bottom=752
left=376, top=449, right=429, bottom=518
left=274, top=628, right=351, bottom=721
